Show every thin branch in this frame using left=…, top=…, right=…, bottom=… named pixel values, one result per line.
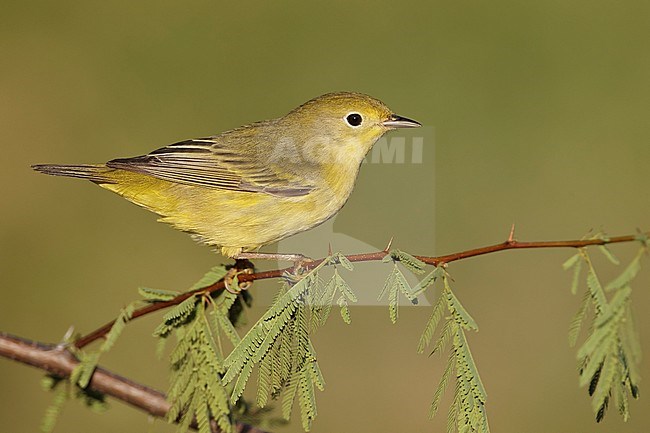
left=75, top=230, right=647, bottom=349
left=75, top=294, right=198, bottom=348
left=425, top=232, right=644, bottom=265
left=0, top=332, right=267, bottom=433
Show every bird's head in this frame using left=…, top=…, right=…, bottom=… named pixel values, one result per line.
left=279, top=92, right=421, bottom=166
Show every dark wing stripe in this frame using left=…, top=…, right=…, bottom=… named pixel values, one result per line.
left=150, top=147, right=211, bottom=155
left=108, top=162, right=242, bottom=185
left=168, top=139, right=215, bottom=147
left=106, top=139, right=313, bottom=197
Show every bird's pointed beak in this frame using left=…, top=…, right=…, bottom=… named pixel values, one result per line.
left=382, top=114, right=421, bottom=129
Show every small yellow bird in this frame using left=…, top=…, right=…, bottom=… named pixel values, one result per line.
left=33, top=92, right=420, bottom=259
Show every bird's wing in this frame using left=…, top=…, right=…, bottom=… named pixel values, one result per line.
left=106, top=138, right=313, bottom=197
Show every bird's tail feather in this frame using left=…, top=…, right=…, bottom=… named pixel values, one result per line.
left=32, top=164, right=115, bottom=183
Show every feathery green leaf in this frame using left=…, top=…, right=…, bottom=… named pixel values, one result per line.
left=41, top=381, right=69, bottom=433
left=394, top=266, right=416, bottom=302
left=413, top=267, right=440, bottom=296
left=605, top=247, right=644, bottom=292
left=321, top=274, right=337, bottom=322
left=74, top=352, right=100, bottom=389
left=377, top=266, right=394, bottom=302
left=569, top=256, right=583, bottom=295
left=430, top=352, right=455, bottom=419
left=418, top=290, right=447, bottom=353
left=282, top=372, right=299, bottom=420
left=584, top=258, right=607, bottom=314
left=591, top=354, right=617, bottom=417
left=443, top=277, right=478, bottom=331
left=431, top=316, right=456, bottom=356
left=568, top=288, right=592, bottom=347
left=391, top=249, right=426, bottom=274
left=562, top=253, right=581, bottom=270
left=388, top=270, right=399, bottom=324
left=99, top=302, right=137, bottom=353
left=138, top=286, right=179, bottom=302
left=222, top=266, right=326, bottom=428
left=165, top=301, right=233, bottom=433
left=337, top=295, right=351, bottom=324
left=309, top=358, right=326, bottom=392
left=257, top=350, right=273, bottom=408
left=332, top=252, right=354, bottom=271
left=298, top=367, right=317, bottom=431
left=155, top=295, right=199, bottom=338
left=231, top=362, right=254, bottom=405
left=334, top=270, right=357, bottom=302
left=189, top=265, right=228, bottom=291
left=598, top=245, right=620, bottom=265
left=424, top=272, right=490, bottom=433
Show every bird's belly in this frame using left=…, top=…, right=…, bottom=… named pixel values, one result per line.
left=183, top=188, right=345, bottom=250
left=101, top=170, right=354, bottom=255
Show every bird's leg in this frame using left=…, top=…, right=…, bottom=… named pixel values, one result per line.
left=234, top=251, right=313, bottom=264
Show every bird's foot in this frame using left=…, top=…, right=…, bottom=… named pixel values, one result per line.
left=224, top=264, right=254, bottom=294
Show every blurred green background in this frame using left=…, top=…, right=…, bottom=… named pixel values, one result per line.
left=1, top=0, right=649, bottom=432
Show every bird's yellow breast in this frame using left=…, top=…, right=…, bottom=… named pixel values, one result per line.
left=99, top=164, right=358, bottom=257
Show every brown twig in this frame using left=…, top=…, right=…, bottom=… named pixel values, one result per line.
left=74, top=230, right=647, bottom=349
left=0, top=332, right=267, bottom=433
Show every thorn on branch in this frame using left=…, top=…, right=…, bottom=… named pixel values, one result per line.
left=384, top=236, right=394, bottom=253
left=507, top=223, right=516, bottom=243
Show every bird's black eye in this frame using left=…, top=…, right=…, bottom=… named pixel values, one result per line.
left=345, top=112, right=363, bottom=127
